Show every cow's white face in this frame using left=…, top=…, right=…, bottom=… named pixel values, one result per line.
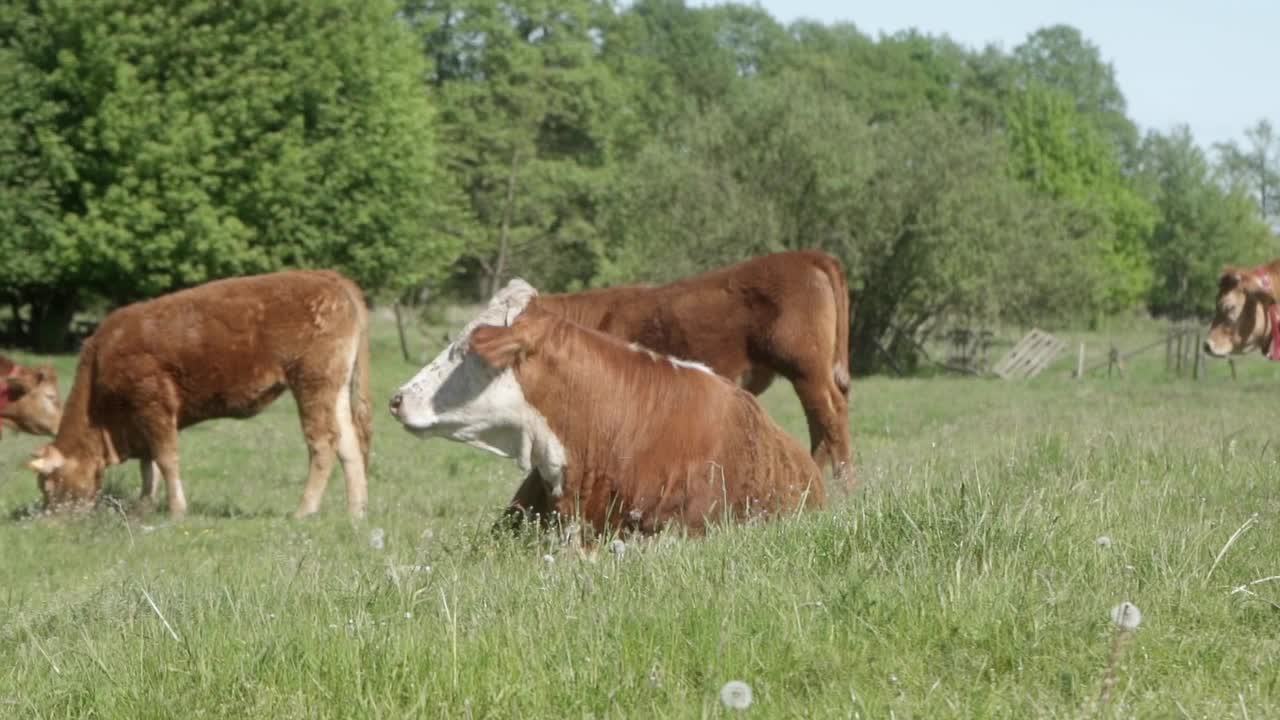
left=391, top=279, right=566, bottom=489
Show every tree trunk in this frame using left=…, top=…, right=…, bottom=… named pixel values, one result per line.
left=486, top=150, right=522, bottom=299
left=28, top=292, right=78, bottom=353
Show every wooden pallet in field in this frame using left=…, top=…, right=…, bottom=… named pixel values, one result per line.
left=991, top=329, right=1067, bottom=379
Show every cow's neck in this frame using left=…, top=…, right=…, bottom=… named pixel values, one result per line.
left=53, top=344, right=124, bottom=466
left=540, top=291, right=625, bottom=330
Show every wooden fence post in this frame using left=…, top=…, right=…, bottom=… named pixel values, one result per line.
left=393, top=302, right=412, bottom=363
left=1076, top=342, right=1085, bottom=379
left=1187, top=333, right=1198, bottom=381
left=1175, top=332, right=1184, bottom=377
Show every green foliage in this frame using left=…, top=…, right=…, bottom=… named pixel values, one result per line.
left=1004, top=83, right=1157, bottom=319
left=1214, top=118, right=1280, bottom=225
left=597, top=76, right=1094, bottom=372
left=0, top=0, right=457, bottom=347
left=1011, top=24, right=1139, bottom=164
left=405, top=0, right=621, bottom=297
left=1141, top=127, right=1275, bottom=318
left=4, top=0, right=1268, bottom=366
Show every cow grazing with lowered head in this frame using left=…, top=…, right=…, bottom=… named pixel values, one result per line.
left=388, top=279, right=825, bottom=537
left=26, top=270, right=372, bottom=520
left=1205, top=261, right=1280, bottom=359
left=0, top=356, right=61, bottom=437
left=532, top=251, right=852, bottom=482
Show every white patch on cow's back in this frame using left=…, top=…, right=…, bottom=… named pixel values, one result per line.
left=624, top=342, right=713, bottom=375
left=668, top=356, right=713, bottom=375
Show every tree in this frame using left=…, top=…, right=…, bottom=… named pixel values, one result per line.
left=1214, top=118, right=1280, bottom=227
left=1, top=0, right=459, bottom=350
left=598, top=77, right=1093, bottom=373
left=1003, top=82, right=1156, bottom=320
left=1141, top=127, right=1274, bottom=318
left=405, top=0, right=622, bottom=298
left=1012, top=25, right=1139, bottom=166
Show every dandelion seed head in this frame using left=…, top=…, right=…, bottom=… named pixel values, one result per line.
left=542, top=554, right=556, bottom=566
left=609, top=539, right=626, bottom=558
left=1110, top=601, right=1142, bottom=630
left=720, top=680, right=753, bottom=710
left=369, top=527, right=386, bottom=550
left=404, top=611, right=413, bottom=620
left=1096, top=536, right=1112, bottom=549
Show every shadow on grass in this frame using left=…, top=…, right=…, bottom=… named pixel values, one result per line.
left=7, top=485, right=283, bottom=524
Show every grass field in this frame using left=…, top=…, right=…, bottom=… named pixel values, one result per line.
left=2, top=316, right=1279, bottom=718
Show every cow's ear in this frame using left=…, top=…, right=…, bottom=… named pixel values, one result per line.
left=27, top=445, right=64, bottom=474
left=1220, top=268, right=1243, bottom=292
left=470, top=324, right=526, bottom=369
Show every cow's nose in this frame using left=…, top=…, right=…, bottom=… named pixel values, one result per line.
left=388, top=392, right=403, bottom=417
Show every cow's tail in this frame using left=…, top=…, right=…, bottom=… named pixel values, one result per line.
left=817, top=253, right=852, bottom=396
left=340, top=277, right=373, bottom=470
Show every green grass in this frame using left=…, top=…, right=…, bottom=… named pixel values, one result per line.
left=2, top=317, right=1280, bottom=718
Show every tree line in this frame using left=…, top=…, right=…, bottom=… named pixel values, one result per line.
left=2, top=0, right=1277, bottom=371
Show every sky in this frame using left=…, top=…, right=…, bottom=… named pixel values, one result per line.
left=736, top=0, right=1279, bottom=151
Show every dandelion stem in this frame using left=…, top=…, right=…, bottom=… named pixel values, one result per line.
left=1206, top=515, right=1256, bottom=584
left=142, top=587, right=181, bottom=642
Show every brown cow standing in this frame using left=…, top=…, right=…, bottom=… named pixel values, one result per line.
left=0, top=356, right=61, bottom=437
left=26, top=270, right=372, bottom=520
left=533, top=250, right=852, bottom=478
left=1205, top=261, right=1280, bottom=359
left=389, top=285, right=825, bottom=536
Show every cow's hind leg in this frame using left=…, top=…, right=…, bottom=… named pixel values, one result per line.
left=792, top=374, right=853, bottom=488
left=134, top=459, right=160, bottom=516
left=137, top=403, right=187, bottom=519
left=153, top=447, right=187, bottom=521
left=292, top=350, right=371, bottom=519
left=333, top=372, right=368, bottom=519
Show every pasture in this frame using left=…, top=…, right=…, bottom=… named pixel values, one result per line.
left=2, top=317, right=1279, bottom=718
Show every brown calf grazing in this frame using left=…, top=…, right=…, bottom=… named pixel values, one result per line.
left=532, top=251, right=853, bottom=481
left=389, top=280, right=825, bottom=537
left=0, top=356, right=61, bottom=437
left=1205, top=261, right=1280, bottom=359
left=26, top=270, right=372, bottom=519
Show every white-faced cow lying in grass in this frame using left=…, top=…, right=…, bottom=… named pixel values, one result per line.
left=1205, top=261, right=1280, bottom=359
left=0, top=355, right=61, bottom=438
left=27, top=270, right=372, bottom=520
left=389, top=279, right=825, bottom=538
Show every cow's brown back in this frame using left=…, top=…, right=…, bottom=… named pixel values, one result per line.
left=535, top=250, right=853, bottom=481
left=87, top=270, right=359, bottom=429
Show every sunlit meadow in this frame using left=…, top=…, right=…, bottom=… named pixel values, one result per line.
left=2, top=317, right=1278, bottom=718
